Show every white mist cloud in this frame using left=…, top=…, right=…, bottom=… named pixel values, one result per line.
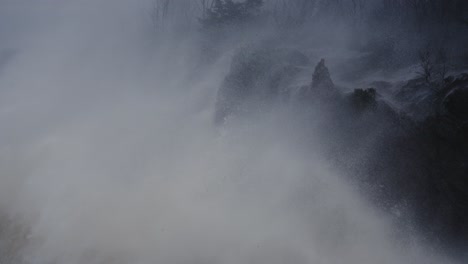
left=0, top=1, right=458, bottom=264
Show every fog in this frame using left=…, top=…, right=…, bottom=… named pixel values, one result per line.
left=0, top=1, right=464, bottom=263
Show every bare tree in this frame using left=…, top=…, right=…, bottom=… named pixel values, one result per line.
left=418, top=49, right=434, bottom=83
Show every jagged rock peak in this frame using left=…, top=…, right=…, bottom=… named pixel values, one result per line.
left=309, top=59, right=339, bottom=99
left=312, top=59, right=333, bottom=87
left=312, top=59, right=333, bottom=88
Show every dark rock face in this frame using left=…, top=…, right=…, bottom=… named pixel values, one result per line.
left=301, top=59, right=340, bottom=100
left=214, top=47, right=310, bottom=123
left=311, top=59, right=335, bottom=91
left=442, top=74, right=468, bottom=121
left=214, top=48, right=468, bottom=250
left=339, top=74, right=468, bottom=248
left=349, top=88, right=377, bottom=112
left=336, top=74, right=468, bottom=248
left=395, top=73, right=468, bottom=122
left=394, top=77, right=438, bottom=120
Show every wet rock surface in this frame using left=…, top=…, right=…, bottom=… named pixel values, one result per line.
left=215, top=49, right=468, bottom=249
left=214, top=47, right=310, bottom=123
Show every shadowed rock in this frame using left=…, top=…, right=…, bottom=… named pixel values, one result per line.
left=307, top=59, right=340, bottom=100
left=214, top=47, right=310, bottom=123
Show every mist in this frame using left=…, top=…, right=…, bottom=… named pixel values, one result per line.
left=0, top=1, right=466, bottom=263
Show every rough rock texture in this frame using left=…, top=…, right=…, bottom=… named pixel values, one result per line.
left=442, top=74, right=468, bottom=121
left=340, top=73, right=468, bottom=248
left=297, top=59, right=341, bottom=101
left=311, top=59, right=336, bottom=94
left=214, top=47, right=310, bottom=123
left=215, top=49, right=468, bottom=250
left=349, top=88, right=377, bottom=111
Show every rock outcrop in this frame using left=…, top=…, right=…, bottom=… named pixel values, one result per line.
left=214, top=47, right=310, bottom=123
left=310, top=59, right=337, bottom=97
left=214, top=47, right=468, bottom=249
left=297, top=59, right=340, bottom=101
left=442, top=74, right=468, bottom=121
